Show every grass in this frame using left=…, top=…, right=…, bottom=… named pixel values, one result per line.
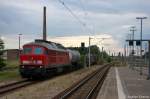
left=0, top=60, right=20, bottom=81
left=0, top=69, right=20, bottom=81
left=5, top=60, right=19, bottom=69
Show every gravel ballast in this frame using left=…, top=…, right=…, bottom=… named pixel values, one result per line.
left=0, top=65, right=101, bottom=99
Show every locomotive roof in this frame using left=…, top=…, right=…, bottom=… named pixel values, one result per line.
left=24, top=39, right=67, bottom=52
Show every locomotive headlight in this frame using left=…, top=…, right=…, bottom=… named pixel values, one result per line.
left=37, top=60, right=42, bottom=64
left=22, top=60, right=30, bottom=64
left=39, top=66, right=43, bottom=68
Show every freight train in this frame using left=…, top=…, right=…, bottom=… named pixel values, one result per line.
left=19, top=39, right=80, bottom=78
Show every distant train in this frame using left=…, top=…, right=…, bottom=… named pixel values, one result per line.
left=19, top=39, right=80, bottom=78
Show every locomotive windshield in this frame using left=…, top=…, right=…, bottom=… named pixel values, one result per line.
left=34, top=47, right=43, bottom=54
left=23, top=48, right=32, bottom=54
left=23, top=47, right=43, bottom=54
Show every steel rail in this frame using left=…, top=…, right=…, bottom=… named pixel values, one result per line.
left=85, top=66, right=110, bottom=99
left=0, top=79, right=35, bottom=96
left=53, top=64, right=111, bottom=99
left=0, top=79, right=28, bottom=89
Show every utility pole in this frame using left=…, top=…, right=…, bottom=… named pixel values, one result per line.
left=136, top=17, right=147, bottom=75
left=18, top=34, right=22, bottom=55
left=148, top=41, right=150, bottom=79
left=88, top=37, right=93, bottom=67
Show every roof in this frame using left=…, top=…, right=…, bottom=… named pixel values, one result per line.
left=3, top=49, right=19, bottom=51
left=126, top=39, right=150, bottom=41
left=23, top=39, right=67, bottom=52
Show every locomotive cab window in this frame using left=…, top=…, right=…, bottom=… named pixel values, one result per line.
left=34, top=47, right=43, bottom=54
left=23, top=48, right=32, bottom=54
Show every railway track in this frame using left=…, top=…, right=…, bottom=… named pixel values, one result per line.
left=0, top=66, right=83, bottom=97
left=0, top=79, right=36, bottom=96
left=53, top=64, right=110, bottom=99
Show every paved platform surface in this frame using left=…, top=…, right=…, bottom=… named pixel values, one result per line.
left=97, top=66, right=150, bottom=99
left=96, top=67, right=118, bottom=99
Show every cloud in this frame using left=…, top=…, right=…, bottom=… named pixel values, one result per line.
left=0, top=0, right=150, bottom=54
left=2, top=33, right=123, bottom=54
left=48, top=34, right=121, bottom=53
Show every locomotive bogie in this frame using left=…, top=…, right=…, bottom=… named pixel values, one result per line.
left=19, top=66, right=47, bottom=78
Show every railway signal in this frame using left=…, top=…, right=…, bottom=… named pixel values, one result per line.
left=126, top=39, right=150, bottom=79
left=81, top=42, right=85, bottom=51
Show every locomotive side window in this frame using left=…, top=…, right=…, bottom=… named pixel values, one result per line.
left=23, top=48, right=32, bottom=54
left=45, top=49, right=48, bottom=55
left=34, top=48, right=43, bottom=54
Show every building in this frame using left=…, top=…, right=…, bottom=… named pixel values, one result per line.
left=2, top=49, right=20, bottom=61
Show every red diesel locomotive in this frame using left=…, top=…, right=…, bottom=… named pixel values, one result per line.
left=19, top=39, right=80, bottom=78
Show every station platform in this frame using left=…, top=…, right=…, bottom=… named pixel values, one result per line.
left=97, top=66, right=150, bottom=99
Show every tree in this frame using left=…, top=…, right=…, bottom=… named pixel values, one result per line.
left=0, top=38, right=5, bottom=70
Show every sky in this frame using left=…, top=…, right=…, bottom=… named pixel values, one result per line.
left=0, top=0, right=150, bottom=54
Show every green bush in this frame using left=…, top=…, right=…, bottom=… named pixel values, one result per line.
left=78, top=55, right=85, bottom=67
left=0, top=38, right=6, bottom=70
left=0, top=58, right=6, bottom=70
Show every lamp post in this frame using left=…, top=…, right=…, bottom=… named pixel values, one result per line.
left=18, top=34, right=22, bottom=53
left=136, top=17, right=147, bottom=75
left=130, top=26, right=136, bottom=55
